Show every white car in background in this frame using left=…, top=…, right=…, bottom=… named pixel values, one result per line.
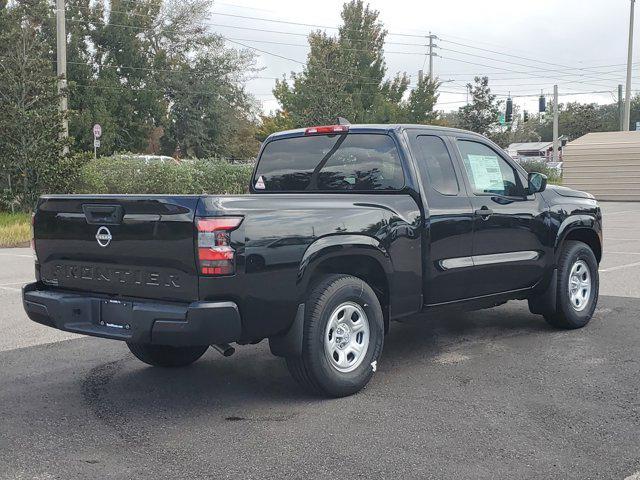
left=123, top=154, right=177, bottom=164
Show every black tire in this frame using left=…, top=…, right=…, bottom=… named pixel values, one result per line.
left=544, top=240, right=599, bottom=329
left=126, top=343, right=209, bottom=367
left=286, top=274, right=384, bottom=398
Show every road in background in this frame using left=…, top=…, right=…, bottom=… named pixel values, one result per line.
left=1, top=201, right=639, bottom=479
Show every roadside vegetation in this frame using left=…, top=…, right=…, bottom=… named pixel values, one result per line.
left=518, top=159, right=563, bottom=185
left=0, top=157, right=253, bottom=247
left=0, top=213, right=31, bottom=248
left=78, top=158, right=253, bottom=195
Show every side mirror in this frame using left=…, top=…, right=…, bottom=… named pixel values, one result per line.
left=527, top=172, right=547, bottom=194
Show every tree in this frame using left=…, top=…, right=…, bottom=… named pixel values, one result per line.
left=406, top=75, right=439, bottom=124
left=62, top=0, right=260, bottom=157
left=0, top=1, right=67, bottom=210
left=524, top=102, right=619, bottom=144
left=558, top=102, right=615, bottom=140
left=273, top=0, right=417, bottom=126
left=256, top=111, right=296, bottom=142
left=457, top=76, right=501, bottom=136
left=274, top=31, right=353, bottom=126
left=338, top=0, right=387, bottom=121
left=162, top=42, right=258, bottom=159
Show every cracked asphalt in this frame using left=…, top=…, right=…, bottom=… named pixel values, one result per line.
left=1, top=202, right=639, bottom=479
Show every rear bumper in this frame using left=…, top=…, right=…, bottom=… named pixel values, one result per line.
left=22, top=282, right=241, bottom=346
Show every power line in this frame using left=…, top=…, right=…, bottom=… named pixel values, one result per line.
left=222, top=37, right=419, bottom=85
left=208, top=11, right=427, bottom=38
left=437, top=47, right=624, bottom=88
left=65, top=5, right=637, bottom=89
left=63, top=16, right=632, bottom=89
left=88, top=4, right=430, bottom=39
left=438, top=36, right=588, bottom=72
left=223, top=37, right=427, bottom=56
left=64, top=16, right=427, bottom=48
left=438, top=55, right=620, bottom=93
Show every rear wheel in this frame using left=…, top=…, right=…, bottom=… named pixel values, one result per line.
left=544, top=240, right=599, bottom=329
left=127, top=343, right=209, bottom=367
left=286, top=274, right=384, bottom=398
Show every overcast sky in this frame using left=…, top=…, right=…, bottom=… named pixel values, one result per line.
left=209, top=0, right=638, bottom=116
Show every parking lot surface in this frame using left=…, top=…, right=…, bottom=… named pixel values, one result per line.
left=1, top=202, right=639, bottom=479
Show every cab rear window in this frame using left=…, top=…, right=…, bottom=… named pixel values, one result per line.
left=253, top=133, right=405, bottom=192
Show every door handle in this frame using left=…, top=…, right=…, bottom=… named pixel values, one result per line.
left=475, top=207, right=494, bottom=220
left=82, top=204, right=124, bottom=225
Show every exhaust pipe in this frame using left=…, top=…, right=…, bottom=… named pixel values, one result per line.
left=212, top=343, right=235, bottom=357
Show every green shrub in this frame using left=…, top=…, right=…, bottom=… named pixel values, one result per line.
left=0, top=152, right=92, bottom=212
left=518, top=159, right=562, bottom=185
left=76, top=157, right=253, bottom=195
left=42, top=152, right=93, bottom=194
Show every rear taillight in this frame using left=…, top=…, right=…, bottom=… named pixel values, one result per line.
left=196, top=217, right=243, bottom=276
left=30, top=212, right=37, bottom=260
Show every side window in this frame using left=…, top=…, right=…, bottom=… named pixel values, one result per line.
left=414, top=136, right=459, bottom=195
left=457, top=140, right=522, bottom=196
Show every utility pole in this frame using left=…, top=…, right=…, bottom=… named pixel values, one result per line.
left=56, top=0, right=69, bottom=151
left=427, top=33, right=438, bottom=81
left=624, top=0, right=635, bottom=131
left=553, top=84, right=559, bottom=162
left=619, top=84, right=625, bottom=130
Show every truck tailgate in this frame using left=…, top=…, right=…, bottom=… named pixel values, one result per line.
left=34, top=195, right=201, bottom=302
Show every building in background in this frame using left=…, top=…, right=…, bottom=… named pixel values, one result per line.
left=507, top=137, right=569, bottom=162
left=562, top=131, right=640, bottom=201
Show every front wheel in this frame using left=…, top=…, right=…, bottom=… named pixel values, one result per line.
left=286, top=274, right=384, bottom=398
left=127, top=343, right=209, bottom=367
left=544, top=240, right=599, bottom=329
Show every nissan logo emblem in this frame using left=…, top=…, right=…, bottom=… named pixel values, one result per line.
left=96, top=226, right=112, bottom=247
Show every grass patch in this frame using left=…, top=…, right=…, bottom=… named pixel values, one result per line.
left=0, top=212, right=31, bottom=247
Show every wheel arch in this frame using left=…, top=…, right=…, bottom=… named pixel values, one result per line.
left=555, top=216, right=602, bottom=263
left=269, top=236, right=393, bottom=359
left=297, top=235, right=393, bottom=331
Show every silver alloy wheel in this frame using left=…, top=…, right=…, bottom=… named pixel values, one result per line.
left=568, top=259, right=592, bottom=312
left=324, top=301, right=370, bottom=373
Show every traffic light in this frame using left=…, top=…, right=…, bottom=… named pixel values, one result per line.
left=523, top=110, right=529, bottom=122
left=539, top=95, right=546, bottom=113
left=505, top=97, right=513, bottom=123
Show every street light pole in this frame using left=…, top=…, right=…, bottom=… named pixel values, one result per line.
left=624, top=0, right=635, bottom=131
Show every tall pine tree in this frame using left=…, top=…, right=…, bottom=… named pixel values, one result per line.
left=0, top=1, right=67, bottom=210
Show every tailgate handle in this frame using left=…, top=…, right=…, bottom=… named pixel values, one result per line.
left=82, top=204, right=124, bottom=225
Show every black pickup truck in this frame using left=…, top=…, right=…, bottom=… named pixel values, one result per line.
left=23, top=124, right=602, bottom=397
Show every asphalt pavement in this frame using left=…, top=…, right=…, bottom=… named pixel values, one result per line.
left=1, top=201, right=639, bottom=479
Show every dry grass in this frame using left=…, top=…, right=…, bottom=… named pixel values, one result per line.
left=0, top=212, right=31, bottom=248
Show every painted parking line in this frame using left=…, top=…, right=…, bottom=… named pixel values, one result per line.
left=0, top=281, right=31, bottom=286
left=0, top=286, right=21, bottom=292
left=0, top=252, right=33, bottom=258
left=600, top=261, right=640, bottom=273
left=604, top=210, right=639, bottom=216
left=0, top=280, right=31, bottom=292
